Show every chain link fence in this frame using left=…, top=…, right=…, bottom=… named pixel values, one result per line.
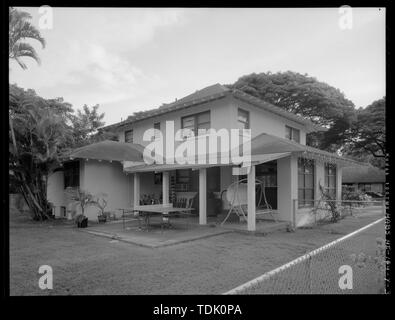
left=292, top=199, right=386, bottom=228
left=225, top=218, right=387, bottom=294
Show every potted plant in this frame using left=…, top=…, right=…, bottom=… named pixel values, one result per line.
left=75, top=214, right=88, bottom=228
left=94, top=193, right=109, bottom=223
left=66, top=188, right=95, bottom=228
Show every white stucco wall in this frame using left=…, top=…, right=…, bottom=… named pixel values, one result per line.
left=81, top=160, right=133, bottom=221
left=116, top=95, right=309, bottom=147
left=230, top=97, right=307, bottom=144
left=117, top=96, right=234, bottom=148
left=47, top=171, right=65, bottom=207
left=277, top=155, right=298, bottom=223
left=47, top=170, right=65, bottom=217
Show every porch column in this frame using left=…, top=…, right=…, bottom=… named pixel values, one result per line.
left=133, top=173, right=140, bottom=207
left=247, top=165, right=256, bottom=231
left=199, top=168, right=207, bottom=225
left=162, top=171, right=170, bottom=205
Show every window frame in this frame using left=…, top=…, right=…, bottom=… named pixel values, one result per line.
left=324, top=163, right=337, bottom=199
left=154, top=122, right=161, bottom=140
left=181, top=111, right=211, bottom=138
left=237, top=108, right=250, bottom=130
left=63, top=161, right=80, bottom=189
left=298, top=158, right=315, bottom=208
left=285, top=125, right=300, bottom=143
left=124, top=129, right=133, bottom=143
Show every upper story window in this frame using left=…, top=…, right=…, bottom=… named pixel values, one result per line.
left=298, top=158, right=314, bottom=208
left=154, top=122, right=161, bottom=140
left=325, top=163, right=337, bottom=198
left=64, top=161, right=79, bottom=189
left=124, top=129, right=133, bottom=143
left=237, top=108, right=250, bottom=130
left=285, top=125, right=300, bottom=143
left=181, top=111, right=210, bottom=138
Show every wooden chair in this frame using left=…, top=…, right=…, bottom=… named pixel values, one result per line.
left=174, top=192, right=197, bottom=212
left=174, top=192, right=197, bottom=228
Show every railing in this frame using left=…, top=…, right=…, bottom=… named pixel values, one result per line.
left=292, top=199, right=386, bottom=228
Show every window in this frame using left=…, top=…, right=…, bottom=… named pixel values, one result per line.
left=298, top=158, right=314, bottom=207
left=237, top=108, right=250, bottom=130
left=154, top=122, right=161, bottom=140
left=285, top=125, right=300, bottom=143
left=154, top=172, right=162, bottom=185
left=358, top=183, right=372, bottom=192
left=325, top=163, right=337, bottom=199
left=176, top=169, right=190, bottom=184
left=124, top=129, right=133, bottom=143
left=181, top=111, right=210, bottom=138
left=207, top=167, right=221, bottom=192
left=64, top=161, right=79, bottom=189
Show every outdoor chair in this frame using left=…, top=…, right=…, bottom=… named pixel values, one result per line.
left=174, top=192, right=197, bottom=228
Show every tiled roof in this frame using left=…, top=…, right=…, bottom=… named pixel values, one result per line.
left=65, top=140, right=145, bottom=162
left=232, top=90, right=326, bottom=133
left=342, top=166, right=385, bottom=183
left=102, top=84, right=229, bottom=130
left=101, top=83, right=325, bottom=132
left=249, top=133, right=362, bottom=166
left=159, top=83, right=230, bottom=109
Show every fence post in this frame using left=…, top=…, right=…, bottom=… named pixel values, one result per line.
left=307, top=255, right=312, bottom=293
left=382, top=199, right=386, bottom=216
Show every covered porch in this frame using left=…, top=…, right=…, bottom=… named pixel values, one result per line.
left=123, top=132, right=361, bottom=232
left=125, top=155, right=293, bottom=232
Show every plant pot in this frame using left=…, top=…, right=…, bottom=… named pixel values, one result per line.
left=98, top=215, right=107, bottom=223
left=77, top=217, right=88, bottom=228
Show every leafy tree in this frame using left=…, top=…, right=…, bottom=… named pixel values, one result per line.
left=10, top=87, right=74, bottom=220
left=344, top=98, right=385, bottom=163
left=228, top=71, right=356, bottom=151
left=9, top=7, right=46, bottom=70
left=70, top=104, right=106, bottom=147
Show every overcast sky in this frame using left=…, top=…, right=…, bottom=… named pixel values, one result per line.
left=10, top=7, right=385, bottom=126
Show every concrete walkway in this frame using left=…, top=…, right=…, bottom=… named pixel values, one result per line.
left=83, top=219, right=233, bottom=248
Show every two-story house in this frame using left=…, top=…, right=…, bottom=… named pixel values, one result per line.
left=47, top=83, right=357, bottom=230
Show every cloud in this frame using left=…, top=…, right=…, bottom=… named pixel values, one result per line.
left=9, top=8, right=184, bottom=108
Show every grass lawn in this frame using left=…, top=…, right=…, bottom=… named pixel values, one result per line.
left=9, top=209, right=384, bottom=295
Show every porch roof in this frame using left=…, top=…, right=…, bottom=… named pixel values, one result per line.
left=65, top=140, right=146, bottom=162
left=249, top=133, right=364, bottom=167
left=123, top=133, right=361, bottom=173
left=123, top=152, right=292, bottom=173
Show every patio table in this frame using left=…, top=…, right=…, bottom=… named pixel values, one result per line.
left=119, top=205, right=194, bottom=231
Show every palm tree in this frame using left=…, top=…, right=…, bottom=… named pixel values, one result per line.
left=10, top=97, right=74, bottom=220
left=9, top=7, right=46, bottom=70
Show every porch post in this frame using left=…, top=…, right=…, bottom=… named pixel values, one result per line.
left=162, top=171, right=170, bottom=205
left=247, top=165, right=256, bottom=231
left=199, top=168, right=207, bottom=225
left=133, top=173, right=140, bottom=207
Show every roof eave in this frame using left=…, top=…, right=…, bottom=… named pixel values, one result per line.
left=101, top=92, right=229, bottom=132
